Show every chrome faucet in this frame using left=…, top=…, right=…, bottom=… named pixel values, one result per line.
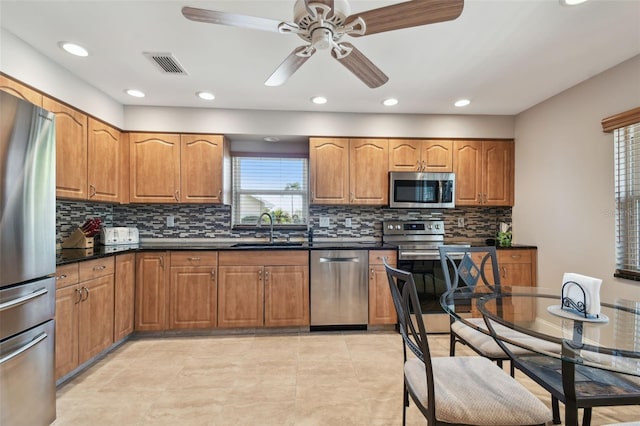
left=257, top=212, right=274, bottom=244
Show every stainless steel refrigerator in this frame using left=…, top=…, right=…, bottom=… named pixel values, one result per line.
left=0, top=91, right=56, bottom=426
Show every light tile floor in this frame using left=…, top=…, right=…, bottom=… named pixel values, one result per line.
left=52, top=332, right=640, bottom=426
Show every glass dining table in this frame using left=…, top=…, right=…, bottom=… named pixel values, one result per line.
left=440, top=285, right=640, bottom=426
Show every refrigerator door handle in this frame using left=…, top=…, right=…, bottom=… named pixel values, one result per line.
left=0, top=332, right=47, bottom=365
left=0, top=288, right=48, bottom=312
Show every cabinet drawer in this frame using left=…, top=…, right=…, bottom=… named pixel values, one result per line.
left=55, top=264, right=79, bottom=289
left=219, top=250, right=308, bottom=266
left=170, top=251, right=218, bottom=266
left=498, top=249, right=533, bottom=264
left=369, top=250, right=397, bottom=265
left=78, top=257, right=115, bottom=281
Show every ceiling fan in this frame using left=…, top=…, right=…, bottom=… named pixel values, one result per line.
left=182, top=0, right=464, bottom=88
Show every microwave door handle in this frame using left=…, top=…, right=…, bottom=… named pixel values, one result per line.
left=438, top=180, right=443, bottom=204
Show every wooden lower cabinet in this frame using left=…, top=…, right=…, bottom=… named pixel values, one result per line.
left=218, top=251, right=309, bottom=328
left=114, top=253, right=135, bottom=341
left=135, top=252, right=169, bottom=331
left=368, top=250, right=398, bottom=325
left=264, top=265, right=309, bottom=327
left=169, top=252, right=218, bottom=329
left=54, top=258, right=114, bottom=380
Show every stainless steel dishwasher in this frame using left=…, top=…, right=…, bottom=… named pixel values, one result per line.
left=310, top=250, right=368, bottom=328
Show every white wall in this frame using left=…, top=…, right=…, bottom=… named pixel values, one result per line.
left=514, top=55, right=640, bottom=302
left=0, top=29, right=124, bottom=127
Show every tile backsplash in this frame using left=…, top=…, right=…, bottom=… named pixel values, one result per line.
left=57, top=201, right=511, bottom=245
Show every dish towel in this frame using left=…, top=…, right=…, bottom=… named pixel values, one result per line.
left=561, top=272, right=602, bottom=318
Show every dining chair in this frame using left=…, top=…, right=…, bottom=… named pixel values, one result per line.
left=438, top=245, right=516, bottom=373
left=383, top=260, right=552, bottom=426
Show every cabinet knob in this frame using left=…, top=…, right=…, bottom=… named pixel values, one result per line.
left=93, top=265, right=106, bottom=271
left=211, top=268, right=216, bottom=280
left=174, top=190, right=180, bottom=202
left=74, top=288, right=82, bottom=304
left=81, top=286, right=89, bottom=301
left=89, top=184, right=96, bottom=198
left=56, top=274, right=67, bottom=280
left=188, top=257, right=201, bottom=262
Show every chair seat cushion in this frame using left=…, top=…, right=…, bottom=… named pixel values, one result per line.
left=452, top=318, right=561, bottom=358
left=404, top=356, right=552, bottom=425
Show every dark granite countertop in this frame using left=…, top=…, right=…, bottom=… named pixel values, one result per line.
left=56, top=240, right=397, bottom=265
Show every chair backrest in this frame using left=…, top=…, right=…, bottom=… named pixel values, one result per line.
left=383, top=259, right=438, bottom=420
left=438, top=245, right=501, bottom=292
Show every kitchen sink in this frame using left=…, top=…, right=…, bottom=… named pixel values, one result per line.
left=231, top=242, right=305, bottom=248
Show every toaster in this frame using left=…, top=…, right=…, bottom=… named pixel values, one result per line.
left=100, top=227, right=139, bottom=245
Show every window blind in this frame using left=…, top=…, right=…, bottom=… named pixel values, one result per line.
left=615, top=121, right=640, bottom=279
left=232, top=156, right=309, bottom=226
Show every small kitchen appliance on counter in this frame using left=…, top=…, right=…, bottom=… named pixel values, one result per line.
left=99, top=227, right=140, bottom=245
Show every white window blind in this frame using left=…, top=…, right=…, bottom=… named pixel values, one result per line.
left=232, top=156, right=308, bottom=226
left=615, top=121, right=640, bottom=279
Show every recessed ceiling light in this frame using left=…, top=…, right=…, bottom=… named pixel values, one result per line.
left=559, top=0, right=588, bottom=5
left=311, top=96, right=327, bottom=105
left=58, top=42, right=88, bottom=57
left=264, top=136, right=280, bottom=142
left=454, top=99, right=471, bottom=107
left=126, top=89, right=145, bottom=98
left=197, top=91, right=215, bottom=101
left=382, top=98, right=398, bottom=107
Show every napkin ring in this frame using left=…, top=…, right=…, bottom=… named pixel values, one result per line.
left=561, top=280, right=590, bottom=319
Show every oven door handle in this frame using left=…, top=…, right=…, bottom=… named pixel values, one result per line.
left=0, top=332, right=48, bottom=365
left=399, top=252, right=440, bottom=260
left=0, top=287, right=48, bottom=312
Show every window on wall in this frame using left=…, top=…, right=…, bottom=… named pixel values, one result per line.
left=232, top=155, right=308, bottom=227
left=614, top=120, right=640, bottom=280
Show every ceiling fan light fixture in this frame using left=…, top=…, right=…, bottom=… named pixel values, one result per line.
left=311, top=96, right=327, bottom=105
left=197, top=91, right=215, bottom=101
left=126, top=89, right=146, bottom=98
left=58, top=41, right=88, bottom=57
left=382, top=98, right=398, bottom=107
left=264, top=136, right=280, bottom=142
left=454, top=99, right=471, bottom=107
left=559, top=0, right=588, bottom=5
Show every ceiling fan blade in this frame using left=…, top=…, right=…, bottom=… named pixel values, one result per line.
left=182, top=6, right=282, bottom=33
left=346, top=0, right=464, bottom=37
left=265, top=46, right=317, bottom=87
left=331, top=43, right=388, bottom=88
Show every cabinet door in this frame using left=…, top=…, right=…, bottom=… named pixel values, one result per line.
left=218, top=266, right=264, bottom=328
left=421, top=140, right=453, bottom=172
left=129, top=133, right=181, bottom=203
left=388, top=139, right=420, bottom=171
left=0, top=75, right=42, bottom=106
left=180, top=134, right=225, bottom=203
left=78, top=275, right=114, bottom=363
left=368, top=265, right=397, bottom=325
left=483, top=141, right=514, bottom=206
left=169, top=265, right=217, bottom=329
left=88, top=118, right=121, bottom=203
left=349, top=138, right=389, bottom=205
left=114, top=253, right=135, bottom=342
left=264, top=265, right=309, bottom=327
left=135, top=252, right=169, bottom=331
left=453, top=140, right=482, bottom=206
left=309, top=137, right=349, bottom=204
left=43, top=97, right=88, bottom=200
left=55, top=285, right=80, bottom=379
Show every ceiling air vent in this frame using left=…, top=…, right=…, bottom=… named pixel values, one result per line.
left=143, top=52, right=188, bottom=75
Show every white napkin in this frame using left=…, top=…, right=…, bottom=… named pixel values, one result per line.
left=562, top=272, right=602, bottom=317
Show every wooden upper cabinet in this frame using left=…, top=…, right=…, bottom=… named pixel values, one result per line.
left=43, top=97, right=88, bottom=200
left=0, top=75, right=42, bottom=106
left=309, top=137, right=350, bottom=204
left=454, top=140, right=513, bottom=206
left=389, top=139, right=452, bottom=172
left=389, top=139, right=421, bottom=171
left=421, top=140, right=453, bottom=172
left=88, top=118, right=121, bottom=203
left=180, top=134, right=225, bottom=203
left=129, top=133, right=181, bottom=203
left=350, top=138, right=388, bottom=205
left=483, top=141, right=514, bottom=206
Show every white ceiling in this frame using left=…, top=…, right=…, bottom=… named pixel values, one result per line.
left=1, top=0, right=639, bottom=116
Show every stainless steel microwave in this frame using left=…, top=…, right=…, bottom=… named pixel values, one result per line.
left=389, top=172, right=455, bottom=209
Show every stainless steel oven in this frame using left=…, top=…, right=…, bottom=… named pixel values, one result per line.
left=383, top=220, right=467, bottom=333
